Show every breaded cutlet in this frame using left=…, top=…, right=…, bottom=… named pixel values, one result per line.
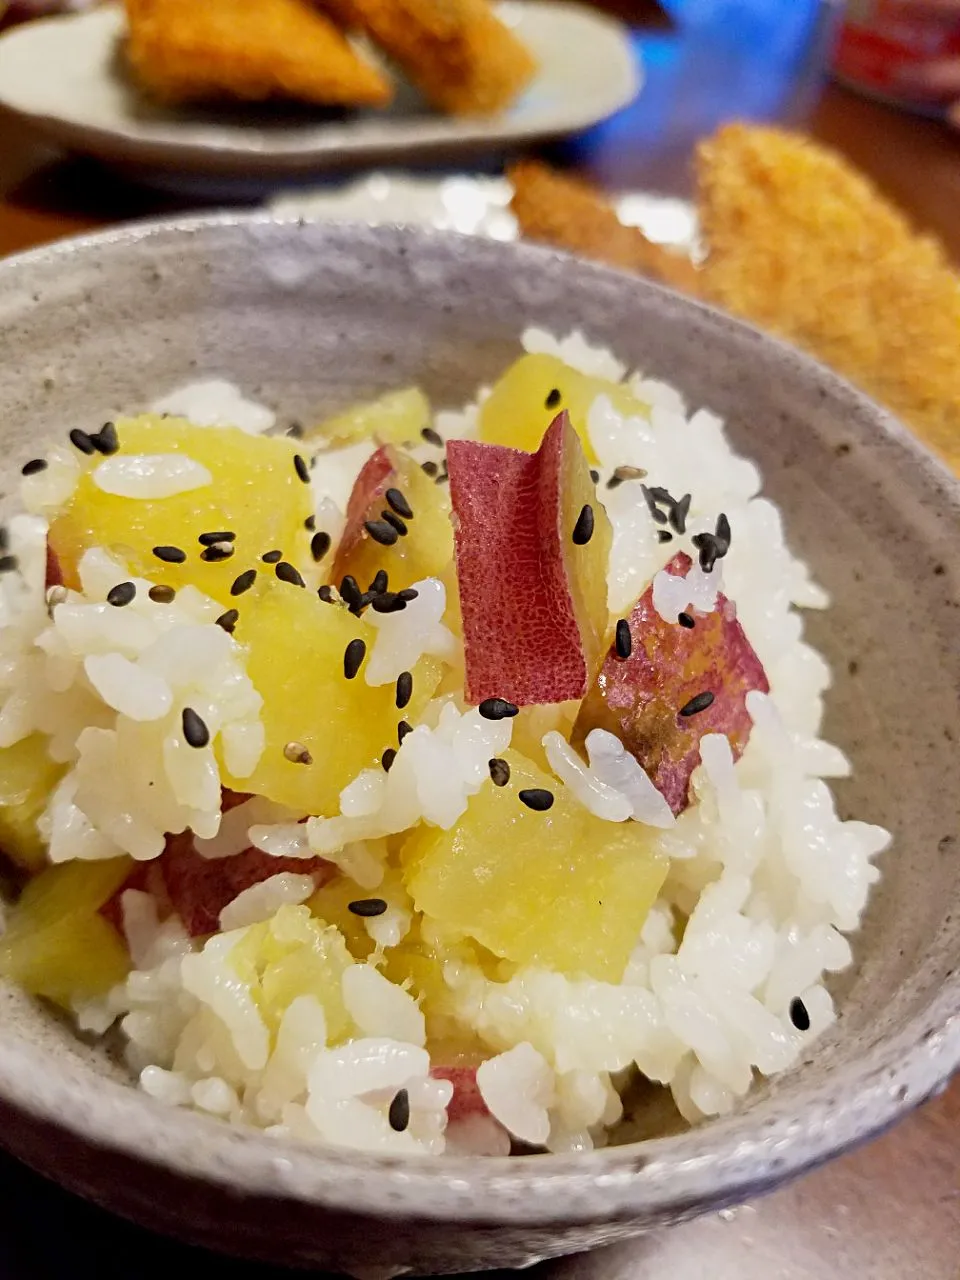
left=508, top=160, right=702, bottom=295
left=123, top=0, right=391, bottom=108
left=697, top=124, right=960, bottom=471
left=318, top=0, right=536, bottom=115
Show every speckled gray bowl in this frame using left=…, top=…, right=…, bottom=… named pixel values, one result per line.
left=0, top=217, right=957, bottom=1276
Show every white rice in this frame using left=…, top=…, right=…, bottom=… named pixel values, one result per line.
left=0, top=328, right=889, bottom=1156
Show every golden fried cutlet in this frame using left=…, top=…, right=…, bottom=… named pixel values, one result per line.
left=508, top=160, right=701, bottom=295
left=123, top=0, right=391, bottom=108
left=319, top=0, right=536, bottom=115
left=697, top=124, right=960, bottom=471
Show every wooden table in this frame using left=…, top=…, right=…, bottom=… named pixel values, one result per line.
left=0, top=3, right=957, bottom=1277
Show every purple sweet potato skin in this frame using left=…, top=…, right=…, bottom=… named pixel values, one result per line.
left=573, top=553, right=769, bottom=814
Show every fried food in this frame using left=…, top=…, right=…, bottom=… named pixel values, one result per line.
left=508, top=160, right=701, bottom=295
left=319, top=0, right=536, bottom=115
left=697, top=124, right=960, bottom=471
left=123, top=0, right=391, bottom=108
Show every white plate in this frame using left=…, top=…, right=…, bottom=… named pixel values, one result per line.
left=268, top=173, right=701, bottom=258
left=0, top=3, right=640, bottom=177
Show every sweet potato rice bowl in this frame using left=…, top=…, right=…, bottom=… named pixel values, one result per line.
left=0, top=325, right=888, bottom=1158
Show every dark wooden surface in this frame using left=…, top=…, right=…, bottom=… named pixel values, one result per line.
left=0, top=1, right=957, bottom=1275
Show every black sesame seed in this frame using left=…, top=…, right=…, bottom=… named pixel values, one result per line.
left=657, top=530, right=674, bottom=544
left=715, top=512, right=731, bottom=548
left=396, top=671, right=413, bottom=710
left=0, top=528, right=8, bottom=552
left=488, top=757, right=510, bottom=787
left=348, top=898, right=388, bottom=917
left=230, top=568, right=257, bottom=596
left=381, top=510, right=408, bottom=537
left=670, top=493, right=692, bottom=535
left=519, top=788, right=554, bottom=812
left=181, top=707, right=209, bottom=749
left=421, top=426, right=444, bottom=448
left=0, top=555, right=18, bottom=573
left=148, top=584, right=176, bottom=604
left=200, top=543, right=235, bottom=563
left=478, top=698, right=520, bottom=721
left=435, top=471, right=449, bottom=486
left=215, top=608, right=239, bottom=633
left=678, top=612, right=695, bottom=629
left=388, top=1088, right=410, bottom=1133
left=641, top=485, right=669, bottom=524
left=421, top=460, right=439, bottom=478
left=692, top=533, right=718, bottom=573
left=339, top=574, right=363, bottom=610
left=615, top=618, right=632, bottom=659
left=545, top=388, right=562, bottom=409
left=385, top=488, right=413, bottom=520
left=261, top=549, right=283, bottom=564
left=606, top=474, right=624, bottom=491
left=371, top=592, right=407, bottom=614
left=318, top=585, right=338, bottom=605
left=310, top=531, right=332, bottom=562
left=369, top=569, right=389, bottom=595
left=679, top=691, right=715, bottom=717
left=344, top=637, right=366, bottom=680
left=198, top=531, right=236, bottom=546
left=304, top=515, right=316, bottom=531
left=153, top=545, right=186, bottom=565
left=789, top=997, right=811, bottom=1032
left=275, top=561, right=305, bottom=587
left=365, top=519, right=399, bottom=547
left=590, top=469, right=600, bottom=484
left=21, top=458, right=47, bottom=476
left=69, top=428, right=96, bottom=456
left=572, top=504, right=595, bottom=546
left=397, top=588, right=419, bottom=602
left=398, top=720, right=413, bottom=744
left=381, top=748, right=397, bottom=772
left=93, top=422, right=119, bottom=455
left=106, top=581, right=136, bottom=607
left=293, top=454, right=310, bottom=484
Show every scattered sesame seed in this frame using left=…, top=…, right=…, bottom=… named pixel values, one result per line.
left=398, top=720, right=413, bottom=744
left=381, top=748, right=397, bottom=772
left=641, top=485, right=668, bottom=524
left=45, top=585, right=68, bottom=613
left=396, top=671, right=413, bottom=709
left=0, top=528, right=7, bottom=551
left=283, top=741, right=313, bottom=765
left=198, top=531, right=236, bottom=546
left=397, top=587, right=418, bottom=602
left=215, top=608, right=239, bottom=633
left=148, top=584, right=176, bottom=604
left=518, top=787, right=554, bottom=811
left=435, top=470, right=449, bottom=486
left=0, top=555, right=18, bottom=573
left=21, top=458, right=47, bottom=476
left=369, top=569, right=388, bottom=594
left=230, top=568, right=257, bottom=596
left=318, top=585, right=339, bottom=605
left=200, top=543, right=235, bottom=563
left=385, top=488, right=413, bottom=520
left=488, top=757, right=510, bottom=787
left=348, top=898, right=388, bottom=917
left=381, top=510, right=408, bottom=537
left=344, top=637, right=366, bottom=680
left=692, top=534, right=718, bottom=573
left=92, top=422, right=119, bottom=455
left=69, top=428, right=96, bottom=456
left=679, top=691, right=715, bottom=717
left=590, top=469, right=600, bottom=484
left=657, top=530, right=673, bottom=544
left=304, top=515, right=316, bottom=531
left=606, top=475, right=624, bottom=491
left=275, top=561, right=305, bottom=587
left=612, top=464, right=647, bottom=482
left=678, top=612, right=695, bottom=629
left=421, top=460, right=439, bottom=477
left=365, top=519, right=399, bottom=547
left=388, top=1088, right=410, bottom=1133
left=339, top=575, right=363, bottom=611
left=716, top=512, right=731, bottom=548
left=670, top=493, right=692, bottom=534
left=181, top=707, right=209, bottom=748
left=293, top=454, right=310, bottom=484
left=789, top=997, right=811, bottom=1031
left=545, top=388, right=561, bottom=409
left=478, top=697, right=519, bottom=721
left=261, top=549, right=283, bottom=564
left=310, top=531, right=332, bottom=562
left=106, top=581, right=136, bottom=607
left=371, top=592, right=407, bottom=614
left=615, top=618, right=632, bottom=659
left=421, top=426, right=444, bottom=448
left=572, top=504, right=595, bottom=546
left=153, top=545, right=186, bottom=564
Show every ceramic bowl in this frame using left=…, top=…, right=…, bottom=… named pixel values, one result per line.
left=0, top=218, right=956, bottom=1276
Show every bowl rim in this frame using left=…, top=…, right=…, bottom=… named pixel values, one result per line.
left=0, top=213, right=957, bottom=1225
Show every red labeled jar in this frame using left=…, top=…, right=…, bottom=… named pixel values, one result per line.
left=833, top=0, right=960, bottom=114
